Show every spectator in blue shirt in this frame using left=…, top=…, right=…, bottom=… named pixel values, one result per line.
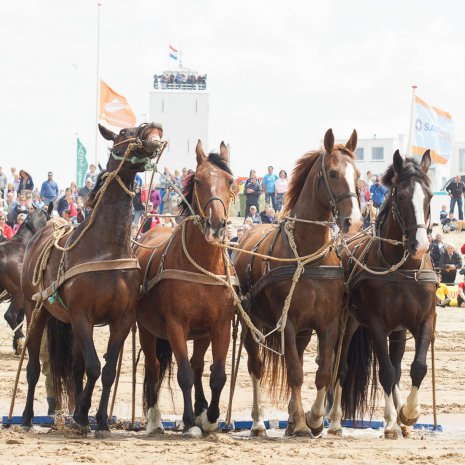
left=40, top=172, right=59, bottom=207
left=262, top=166, right=278, bottom=209
left=369, top=176, right=388, bottom=208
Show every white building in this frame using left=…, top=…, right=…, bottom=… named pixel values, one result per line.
left=149, top=67, right=209, bottom=171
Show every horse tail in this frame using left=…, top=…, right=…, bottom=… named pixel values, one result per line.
left=341, top=326, right=378, bottom=420
left=143, top=338, right=173, bottom=414
left=260, top=331, right=289, bottom=401
left=46, top=316, right=74, bottom=405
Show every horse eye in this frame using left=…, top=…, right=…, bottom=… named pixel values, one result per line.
left=329, top=171, right=338, bottom=178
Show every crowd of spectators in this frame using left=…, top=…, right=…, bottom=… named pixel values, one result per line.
left=153, top=72, right=207, bottom=90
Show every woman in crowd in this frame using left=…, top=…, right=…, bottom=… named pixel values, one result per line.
left=17, top=169, right=34, bottom=195
left=13, top=212, right=27, bottom=235
left=275, top=169, right=289, bottom=211
left=132, top=185, right=145, bottom=226
left=358, top=179, right=371, bottom=210
left=163, top=185, right=179, bottom=227
left=69, top=181, right=79, bottom=201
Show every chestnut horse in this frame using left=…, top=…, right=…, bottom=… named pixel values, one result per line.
left=234, top=129, right=363, bottom=437
left=328, top=150, right=436, bottom=439
left=136, top=141, right=236, bottom=437
left=20, top=123, right=164, bottom=435
left=0, top=206, right=52, bottom=353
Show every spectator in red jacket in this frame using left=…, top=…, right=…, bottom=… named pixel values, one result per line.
left=358, top=179, right=371, bottom=210
left=0, top=214, right=13, bottom=240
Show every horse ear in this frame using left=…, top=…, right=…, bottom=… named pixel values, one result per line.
left=345, top=129, right=357, bottom=152
left=421, top=149, right=431, bottom=173
left=393, top=150, right=403, bottom=174
left=324, top=129, right=334, bottom=154
left=219, top=141, right=229, bottom=164
left=196, top=139, right=207, bottom=164
left=98, top=124, right=117, bottom=141
left=47, top=201, right=54, bottom=216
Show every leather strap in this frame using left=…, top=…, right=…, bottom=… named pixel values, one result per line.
left=33, top=258, right=140, bottom=302
left=249, top=264, right=344, bottom=301
left=144, top=268, right=240, bottom=294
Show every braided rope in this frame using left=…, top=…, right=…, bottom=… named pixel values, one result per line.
left=53, top=142, right=141, bottom=252
left=181, top=220, right=266, bottom=343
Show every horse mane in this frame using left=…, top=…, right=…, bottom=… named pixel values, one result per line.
left=283, top=145, right=355, bottom=214
left=86, top=170, right=107, bottom=208
left=382, top=157, right=431, bottom=189
left=179, top=153, right=233, bottom=216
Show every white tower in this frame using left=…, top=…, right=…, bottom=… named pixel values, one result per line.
left=149, top=65, right=209, bottom=170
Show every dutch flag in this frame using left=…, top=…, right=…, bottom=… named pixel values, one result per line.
left=169, top=45, right=178, bottom=60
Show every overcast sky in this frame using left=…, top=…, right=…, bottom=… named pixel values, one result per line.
left=1, top=0, right=464, bottom=187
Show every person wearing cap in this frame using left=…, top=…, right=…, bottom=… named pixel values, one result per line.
left=78, top=178, right=93, bottom=201
left=40, top=172, right=59, bottom=207
left=13, top=212, right=27, bottom=235
left=17, top=169, right=34, bottom=195
left=10, top=195, right=28, bottom=226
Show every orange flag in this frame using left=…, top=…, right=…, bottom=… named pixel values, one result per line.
left=99, top=80, right=136, bottom=128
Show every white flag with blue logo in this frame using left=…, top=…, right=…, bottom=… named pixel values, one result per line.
left=412, top=95, right=454, bottom=164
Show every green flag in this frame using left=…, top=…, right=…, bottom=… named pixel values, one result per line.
left=76, top=138, right=89, bottom=188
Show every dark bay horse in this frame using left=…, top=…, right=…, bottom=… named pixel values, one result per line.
left=328, top=150, right=436, bottom=439
left=136, top=141, right=236, bottom=437
left=20, top=123, right=164, bottom=436
left=234, top=129, right=363, bottom=437
left=0, top=206, right=52, bottom=353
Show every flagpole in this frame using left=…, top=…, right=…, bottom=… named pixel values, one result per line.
left=94, top=2, right=102, bottom=167
left=406, top=84, right=417, bottom=157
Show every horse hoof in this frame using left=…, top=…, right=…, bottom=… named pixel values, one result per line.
left=183, top=426, right=203, bottom=438
left=21, top=425, right=33, bottom=433
left=327, top=427, right=343, bottom=437
left=147, top=426, right=165, bottom=435
left=401, top=425, right=413, bottom=438
left=196, top=410, right=218, bottom=434
left=68, top=420, right=89, bottom=437
left=284, top=423, right=295, bottom=437
left=399, top=406, right=419, bottom=427
left=16, top=337, right=25, bottom=354
left=250, top=428, right=267, bottom=438
left=94, top=429, right=111, bottom=439
left=294, top=428, right=313, bottom=438
left=384, top=429, right=398, bottom=440
left=310, top=424, right=324, bottom=438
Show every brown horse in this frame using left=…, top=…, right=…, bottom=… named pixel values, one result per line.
left=20, top=123, right=164, bottom=435
left=136, top=141, right=236, bottom=437
left=328, top=150, right=436, bottom=439
left=234, top=129, right=363, bottom=437
left=0, top=206, right=52, bottom=353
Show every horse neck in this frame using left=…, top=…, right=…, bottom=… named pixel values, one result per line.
left=288, top=172, right=332, bottom=253
left=13, top=224, right=34, bottom=243
left=77, top=171, right=134, bottom=256
left=183, top=219, right=225, bottom=273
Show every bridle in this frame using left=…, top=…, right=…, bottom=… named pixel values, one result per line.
left=110, top=123, right=167, bottom=167
left=193, top=182, right=229, bottom=223
left=390, top=185, right=429, bottom=247
left=318, top=150, right=358, bottom=221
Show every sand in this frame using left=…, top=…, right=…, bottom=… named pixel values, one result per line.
left=1, top=227, right=465, bottom=465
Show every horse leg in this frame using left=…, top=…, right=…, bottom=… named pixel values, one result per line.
left=399, top=313, right=435, bottom=427
left=370, top=323, right=399, bottom=439
left=328, top=316, right=359, bottom=436
left=198, top=322, right=230, bottom=434
left=285, top=323, right=311, bottom=437
left=139, top=325, right=164, bottom=435
left=306, top=324, right=337, bottom=437
left=389, top=330, right=410, bottom=436
left=95, top=319, right=132, bottom=437
left=244, top=330, right=266, bottom=437
left=4, top=297, right=24, bottom=354
left=21, top=307, right=49, bottom=428
left=72, top=319, right=101, bottom=434
left=191, top=336, right=210, bottom=417
left=167, top=322, right=200, bottom=438
left=71, top=340, right=84, bottom=415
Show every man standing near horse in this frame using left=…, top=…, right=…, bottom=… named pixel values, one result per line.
left=446, top=174, right=465, bottom=221
left=244, top=173, right=262, bottom=215
left=262, top=166, right=278, bottom=209
left=369, top=175, right=388, bottom=208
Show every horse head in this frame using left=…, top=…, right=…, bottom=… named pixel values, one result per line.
left=189, top=140, right=234, bottom=243
left=321, top=129, right=363, bottom=234
left=99, top=122, right=165, bottom=173
left=382, top=149, right=432, bottom=260
left=21, top=204, right=52, bottom=235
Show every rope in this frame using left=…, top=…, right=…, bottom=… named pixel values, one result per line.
left=181, top=220, right=265, bottom=343
left=54, top=142, right=141, bottom=252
